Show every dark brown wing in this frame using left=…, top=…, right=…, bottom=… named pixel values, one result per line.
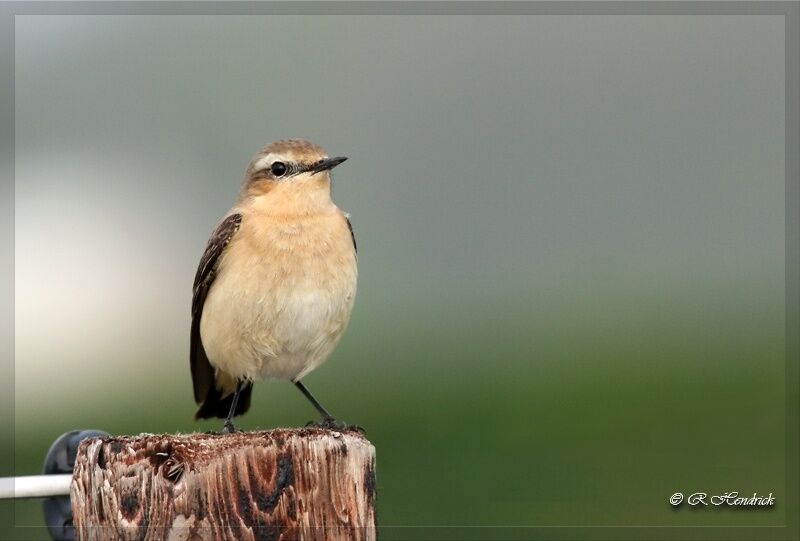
left=345, top=214, right=357, bottom=254
left=190, top=213, right=242, bottom=403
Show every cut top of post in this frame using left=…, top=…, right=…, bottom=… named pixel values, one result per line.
left=71, top=427, right=377, bottom=541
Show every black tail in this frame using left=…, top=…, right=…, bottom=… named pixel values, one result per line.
left=194, top=381, right=253, bottom=420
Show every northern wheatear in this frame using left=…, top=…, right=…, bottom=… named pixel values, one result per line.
left=190, top=139, right=357, bottom=433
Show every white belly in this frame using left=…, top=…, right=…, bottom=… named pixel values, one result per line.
left=201, top=278, right=354, bottom=381
left=199, top=211, right=357, bottom=382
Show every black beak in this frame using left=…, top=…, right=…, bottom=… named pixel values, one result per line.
left=309, top=156, right=348, bottom=175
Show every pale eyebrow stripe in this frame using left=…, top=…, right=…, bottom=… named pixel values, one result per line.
left=251, top=155, right=327, bottom=177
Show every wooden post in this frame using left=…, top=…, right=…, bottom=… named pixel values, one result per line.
left=70, top=428, right=376, bottom=541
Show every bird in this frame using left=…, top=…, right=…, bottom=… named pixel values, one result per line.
left=190, top=139, right=357, bottom=433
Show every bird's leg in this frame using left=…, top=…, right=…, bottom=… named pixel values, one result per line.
left=294, top=380, right=334, bottom=421
left=222, top=381, right=244, bottom=434
left=294, top=380, right=365, bottom=434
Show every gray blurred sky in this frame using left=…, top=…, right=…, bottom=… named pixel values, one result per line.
left=14, top=15, right=784, bottom=417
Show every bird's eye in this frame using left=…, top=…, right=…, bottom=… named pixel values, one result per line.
left=271, top=162, right=287, bottom=177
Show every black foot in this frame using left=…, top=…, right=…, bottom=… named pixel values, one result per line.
left=222, top=420, right=238, bottom=434
left=306, top=416, right=366, bottom=435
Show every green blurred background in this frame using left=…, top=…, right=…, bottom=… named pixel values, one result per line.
left=3, top=13, right=788, bottom=539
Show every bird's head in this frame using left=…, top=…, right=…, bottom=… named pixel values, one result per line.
left=242, top=139, right=347, bottom=206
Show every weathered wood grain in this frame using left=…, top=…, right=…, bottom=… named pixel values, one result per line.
left=70, top=428, right=376, bottom=541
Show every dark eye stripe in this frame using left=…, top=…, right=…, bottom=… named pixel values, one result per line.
left=255, top=160, right=313, bottom=179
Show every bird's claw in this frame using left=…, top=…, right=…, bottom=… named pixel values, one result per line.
left=348, top=424, right=367, bottom=435
left=305, top=416, right=366, bottom=435
left=222, top=420, right=239, bottom=434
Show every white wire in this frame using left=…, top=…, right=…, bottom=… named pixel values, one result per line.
left=0, top=474, right=72, bottom=499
